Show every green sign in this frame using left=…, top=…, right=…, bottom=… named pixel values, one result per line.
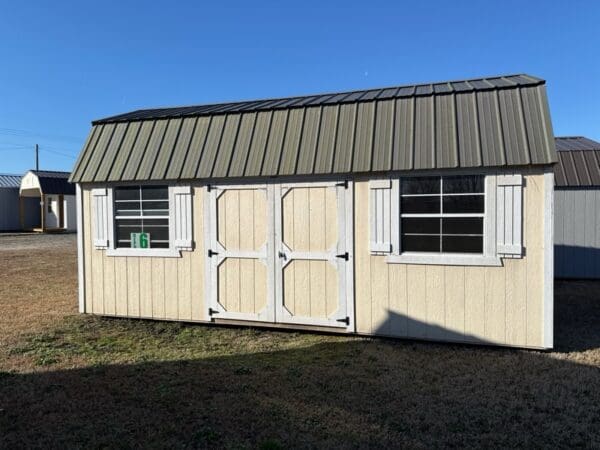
left=131, top=232, right=150, bottom=249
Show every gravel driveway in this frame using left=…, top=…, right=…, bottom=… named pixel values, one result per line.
left=0, top=233, right=76, bottom=251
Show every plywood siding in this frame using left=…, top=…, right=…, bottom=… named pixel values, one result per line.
left=354, top=170, right=549, bottom=348
left=81, top=185, right=207, bottom=322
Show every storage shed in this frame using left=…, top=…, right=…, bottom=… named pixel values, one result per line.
left=20, top=170, right=77, bottom=232
left=0, top=174, right=39, bottom=231
left=554, top=136, right=600, bottom=279
left=70, top=74, right=556, bottom=349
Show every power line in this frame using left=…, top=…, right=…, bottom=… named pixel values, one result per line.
left=41, top=148, right=77, bottom=159
left=0, top=127, right=84, bottom=143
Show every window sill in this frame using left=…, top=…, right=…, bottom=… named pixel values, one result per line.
left=385, top=253, right=502, bottom=267
left=105, top=247, right=182, bottom=258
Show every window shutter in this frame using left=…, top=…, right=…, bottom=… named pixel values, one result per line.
left=172, top=186, right=193, bottom=250
left=370, top=179, right=392, bottom=253
left=92, top=188, right=109, bottom=249
left=496, top=174, right=523, bottom=256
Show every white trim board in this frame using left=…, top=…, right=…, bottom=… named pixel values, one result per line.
left=76, top=184, right=85, bottom=313
left=543, top=171, right=554, bottom=349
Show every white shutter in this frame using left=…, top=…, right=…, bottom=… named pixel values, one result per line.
left=496, top=174, right=523, bottom=256
left=92, top=188, right=109, bottom=249
left=171, top=186, right=193, bottom=250
left=370, top=179, right=392, bottom=253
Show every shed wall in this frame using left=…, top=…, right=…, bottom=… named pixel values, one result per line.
left=0, top=188, right=20, bottom=231
left=354, top=171, right=549, bottom=348
left=555, top=188, right=600, bottom=279
left=0, top=189, right=39, bottom=231
left=80, top=171, right=550, bottom=348
left=81, top=186, right=207, bottom=321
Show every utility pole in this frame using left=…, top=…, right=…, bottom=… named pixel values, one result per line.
left=35, top=144, right=39, bottom=170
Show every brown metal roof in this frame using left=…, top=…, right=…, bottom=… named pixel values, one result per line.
left=70, top=74, right=557, bottom=183
left=554, top=137, right=600, bottom=187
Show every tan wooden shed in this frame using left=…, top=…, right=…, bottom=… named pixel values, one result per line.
left=69, top=74, right=557, bottom=349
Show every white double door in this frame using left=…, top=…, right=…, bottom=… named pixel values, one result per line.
left=207, top=181, right=353, bottom=329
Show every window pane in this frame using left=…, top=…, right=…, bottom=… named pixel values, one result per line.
left=115, top=203, right=141, bottom=216
left=114, top=186, right=140, bottom=201
left=402, top=218, right=440, bottom=234
left=442, top=236, right=483, bottom=253
left=443, top=195, right=484, bottom=214
left=115, top=219, right=143, bottom=242
left=143, top=218, right=170, bottom=227
left=142, top=201, right=170, bottom=216
left=442, top=217, right=483, bottom=235
left=401, top=196, right=440, bottom=214
left=443, top=176, right=484, bottom=194
left=151, top=241, right=170, bottom=249
left=142, top=186, right=168, bottom=200
left=401, top=177, right=440, bottom=195
left=402, top=234, right=440, bottom=252
left=144, top=225, right=169, bottom=242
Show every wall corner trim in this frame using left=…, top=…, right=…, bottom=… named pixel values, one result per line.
left=543, top=171, right=554, bottom=349
left=76, top=184, right=85, bottom=313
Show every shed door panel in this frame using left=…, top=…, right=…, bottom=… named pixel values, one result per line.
left=209, top=186, right=274, bottom=322
left=275, top=183, right=352, bottom=328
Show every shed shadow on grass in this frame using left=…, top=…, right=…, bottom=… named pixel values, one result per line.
left=1, top=301, right=600, bottom=448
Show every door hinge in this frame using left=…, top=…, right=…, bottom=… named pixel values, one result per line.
left=208, top=307, right=220, bottom=316
left=208, top=249, right=219, bottom=257
left=207, top=184, right=212, bottom=192
left=336, top=180, right=348, bottom=189
left=337, top=316, right=350, bottom=325
left=336, top=252, right=349, bottom=261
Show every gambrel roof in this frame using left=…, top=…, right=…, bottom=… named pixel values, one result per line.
left=70, top=74, right=556, bottom=183
left=554, top=137, right=600, bottom=187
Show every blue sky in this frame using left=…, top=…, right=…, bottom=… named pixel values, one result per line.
left=0, top=0, right=599, bottom=174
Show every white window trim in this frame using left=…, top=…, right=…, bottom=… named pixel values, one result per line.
left=104, top=186, right=182, bottom=258
left=386, top=174, right=501, bottom=267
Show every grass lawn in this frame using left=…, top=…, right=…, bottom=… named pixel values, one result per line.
left=1, top=235, right=599, bottom=448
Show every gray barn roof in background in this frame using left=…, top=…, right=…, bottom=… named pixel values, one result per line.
left=555, top=136, right=600, bottom=152
left=70, top=74, right=557, bottom=183
left=554, top=137, right=600, bottom=187
left=0, top=174, right=22, bottom=188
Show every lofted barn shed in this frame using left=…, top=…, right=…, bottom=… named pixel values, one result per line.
left=20, top=170, right=77, bottom=232
left=70, top=74, right=557, bottom=349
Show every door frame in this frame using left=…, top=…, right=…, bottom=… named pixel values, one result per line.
left=273, top=181, right=355, bottom=330
left=205, top=184, right=276, bottom=322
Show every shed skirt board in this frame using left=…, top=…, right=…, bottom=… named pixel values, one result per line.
left=206, top=181, right=354, bottom=329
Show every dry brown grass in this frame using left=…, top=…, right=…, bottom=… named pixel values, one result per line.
left=0, top=236, right=77, bottom=371
left=1, top=234, right=599, bottom=448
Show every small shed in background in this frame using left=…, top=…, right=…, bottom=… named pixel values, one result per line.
left=554, top=136, right=600, bottom=279
left=0, top=174, right=39, bottom=231
left=19, top=170, right=76, bottom=232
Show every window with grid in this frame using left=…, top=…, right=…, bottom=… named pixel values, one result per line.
left=113, top=186, right=170, bottom=249
left=400, top=175, right=485, bottom=254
